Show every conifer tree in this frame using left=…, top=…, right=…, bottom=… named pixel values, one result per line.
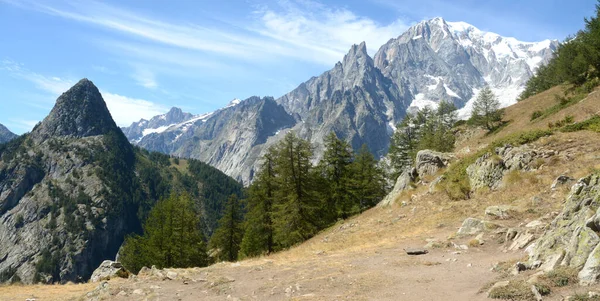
left=209, top=194, right=244, bottom=262
left=349, top=144, right=387, bottom=210
left=239, top=147, right=277, bottom=258
left=120, top=193, right=207, bottom=273
left=388, top=114, right=419, bottom=179
left=320, top=132, right=353, bottom=219
left=470, top=86, right=502, bottom=131
left=272, top=132, right=319, bottom=248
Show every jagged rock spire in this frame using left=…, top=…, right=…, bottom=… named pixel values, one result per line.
left=32, top=78, right=119, bottom=141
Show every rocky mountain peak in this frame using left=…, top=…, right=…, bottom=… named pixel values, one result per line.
left=32, top=78, right=118, bottom=141
left=342, top=41, right=372, bottom=70
left=0, top=123, right=17, bottom=144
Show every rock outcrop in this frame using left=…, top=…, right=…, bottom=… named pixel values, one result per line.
left=527, top=174, right=600, bottom=285
left=90, top=261, right=129, bottom=282
left=415, top=150, right=454, bottom=176
left=378, top=168, right=417, bottom=207
left=467, top=144, right=542, bottom=190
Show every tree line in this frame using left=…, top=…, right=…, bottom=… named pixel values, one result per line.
left=120, top=131, right=388, bottom=271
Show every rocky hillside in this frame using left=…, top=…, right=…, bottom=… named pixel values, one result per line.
left=0, top=79, right=242, bottom=284
left=0, top=124, right=16, bottom=144
left=123, top=18, right=556, bottom=184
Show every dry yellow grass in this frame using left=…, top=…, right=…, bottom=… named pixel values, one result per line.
left=0, top=282, right=97, bottom=301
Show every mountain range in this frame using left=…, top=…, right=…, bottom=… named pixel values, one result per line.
left=122, top=18, right=557, bottom=184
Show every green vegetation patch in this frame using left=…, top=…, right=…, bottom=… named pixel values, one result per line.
left=561, top=115, right=600, bottom=133
left=488, top=281, right=535, bottom=300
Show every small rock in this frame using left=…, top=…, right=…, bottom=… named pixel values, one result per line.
left=405, top=248, right=428, bottom=255
left=166, top=271, right=178, bottom=280
left=132, top=289, right=144, bottom=295
left=117, top=291, right=127, bottom=297
left=551, top=175, right=575, bottom=190
left=485, top=205, right=515, bottom=219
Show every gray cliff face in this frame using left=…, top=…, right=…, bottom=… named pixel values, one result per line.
left=0, top=79, right=137, bottom=284
left=122, top=107, right=194, bottom=142
left=123, top=18, right=557, bottom=184
left=0, top=124, right=17, bottom=144
left=277, top=42, right=411, bottom=160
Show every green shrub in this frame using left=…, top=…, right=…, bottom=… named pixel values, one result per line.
left=562, top=115, right=600, bottom=132
left=488, top=281, right=534, bottom=300
left=531, top=110, right=543, bottom=121
left=543, top=266, right=578, bottom=287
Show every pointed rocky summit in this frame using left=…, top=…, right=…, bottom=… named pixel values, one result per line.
left=32, top=78, right=118, bottom=141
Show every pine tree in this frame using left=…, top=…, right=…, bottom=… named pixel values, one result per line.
left=349, top=144, right=387, bottom=210
left=470, top=86, right=503, bottom=131
left=120, top=193, right=207, bottom=273
left=388, top=114, right=419, bottom=179
left=209, top=194, right=244, bottom=262
left=272, top=132, right=320, bottom=248
left=319, top=132, right=353, bottom=220
left=239, top=147, right=277, bottom=258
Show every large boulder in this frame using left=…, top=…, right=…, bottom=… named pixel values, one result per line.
left=378, top=168, right=417, bottom=206
left=415, top=150, right=454, bottom=177
left=90, top=260, right=129, bottom=282
left=527, top=175, right=600, bottom=285
left=456, top=217, right=498, bottom=236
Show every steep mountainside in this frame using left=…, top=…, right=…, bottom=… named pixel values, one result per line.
left=0, top=124, right=16, bottom=144
left=0, top=79, right=242, bottom=284
left=123, top=18, right=556, bottom=183
left=374, top=17, right=558, bottom=115
left=276, top=42, right=412, bottom=158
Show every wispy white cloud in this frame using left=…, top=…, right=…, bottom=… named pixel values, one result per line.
left=131, top=66, right=158, bottom=89
left=1, top=60, right=168, bottom=126
left=252, top=0, right=410, bottom=62
left=101, top=92, right=166, bottom=126
left=8, top=0, right=409, bottom=67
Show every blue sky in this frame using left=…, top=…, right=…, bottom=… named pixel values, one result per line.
left=0, top=0, right=596, bottom=134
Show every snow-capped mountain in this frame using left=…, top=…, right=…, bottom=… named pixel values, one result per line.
left=123, top=17, right=557, bottom=184
left=374, top=17, right=558, bottom=117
